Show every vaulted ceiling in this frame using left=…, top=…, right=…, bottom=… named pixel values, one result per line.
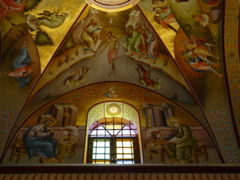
left=0, top=0, right=240, bottom=169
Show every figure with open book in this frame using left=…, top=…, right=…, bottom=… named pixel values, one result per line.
left=165, top=117, right=197, bottom=164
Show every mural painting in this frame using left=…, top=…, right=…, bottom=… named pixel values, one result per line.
left=5, top=82, right=220, bottom=165
left=1, top=0, right=240, bottom=168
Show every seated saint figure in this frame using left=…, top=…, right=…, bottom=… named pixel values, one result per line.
left=165, top=117, right=197, bottom=164
left=22, top=118, right=60, bottom=162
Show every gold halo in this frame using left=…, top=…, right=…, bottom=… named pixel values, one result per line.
left=166, top=117, right=182, bottom=126
left=39, top=117, right=56, bottom=127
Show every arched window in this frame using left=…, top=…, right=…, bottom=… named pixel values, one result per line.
left=84, top=102, right=142, bottom=164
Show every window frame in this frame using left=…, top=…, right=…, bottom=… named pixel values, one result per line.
left=86, top=120, right=141, bottom=164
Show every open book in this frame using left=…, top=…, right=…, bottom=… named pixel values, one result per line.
left=168, top=137, right=182, bottom=144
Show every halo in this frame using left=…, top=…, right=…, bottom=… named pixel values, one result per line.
left=154, top=8, right=162, bottom=15
left=166, top=117, right=182, bottom=126
left=109, top=87, right=117, bottom=91
left=39, top=116, right=56, bottom=127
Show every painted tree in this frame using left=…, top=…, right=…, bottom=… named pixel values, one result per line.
left=34, top=29, right=54, bottom=46
left=24, top=0, right=43, bottom=12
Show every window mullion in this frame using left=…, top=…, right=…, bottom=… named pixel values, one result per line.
left=88, top=118, right=139, bottom=164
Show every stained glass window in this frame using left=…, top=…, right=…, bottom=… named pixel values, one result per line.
left=87, top=118, right=140, bottom=164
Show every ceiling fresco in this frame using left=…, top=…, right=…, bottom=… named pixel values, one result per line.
left=0, top=0, right=240, bottom=167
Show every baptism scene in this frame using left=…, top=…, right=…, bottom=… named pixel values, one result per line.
left=0, top=0, right=240, bottom=167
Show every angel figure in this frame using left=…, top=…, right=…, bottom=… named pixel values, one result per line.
left=27, top=10, right=70, bottom=30
left=182, top=35, right=220, bottom=61
left=192, top=4, right=222, bottom=27
left=179, top=50, right=223, bottom=77
left=63, top=67, right=90, bottom=87
left=81, top=19, right=101, bottom=54
left=152, top=0, right=177, bottom=33
left=3, top=40, right=33, bottom=88
left=136, top=64, right=161, bottom=89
